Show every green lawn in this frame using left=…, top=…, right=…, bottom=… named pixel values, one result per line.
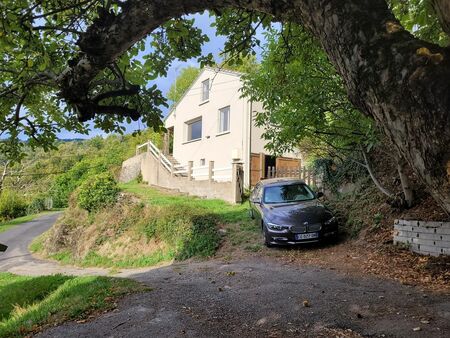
left=0, top=212, right=59, bottom=234
left=0, top=272, right=147, bottom=338
left=120, top=181, right=250, bottom=224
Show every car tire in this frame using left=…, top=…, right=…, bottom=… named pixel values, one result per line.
left=263, top=229, right=273, bottom=247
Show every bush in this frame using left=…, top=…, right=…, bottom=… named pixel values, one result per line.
left=0, top=190, right=27, bottom=220
left=52, top=159, right=108, bottom=208
left=77, top=173, right=119, bottom=212
left=141, top=205, right=220, bottom=260
left=136, top=172, right=143, bottom=184
left=27, top=196, right=48, bottom=215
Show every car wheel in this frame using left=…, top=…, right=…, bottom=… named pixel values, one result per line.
left=263, top=228, right=273, bottom=247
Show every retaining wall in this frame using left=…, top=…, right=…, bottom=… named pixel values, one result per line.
left=121, top=152, right=241, bottom=204
left=393, top=219, right=450, bottom=256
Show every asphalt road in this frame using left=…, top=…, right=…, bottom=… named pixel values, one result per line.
left=0, top=213, right=60, bottom=271
left=0, top=213, right=112, bottom=276
left=1, top=214, right=449, bottom=337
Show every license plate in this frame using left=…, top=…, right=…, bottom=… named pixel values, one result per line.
left=295, top=232, right=319, bottom=240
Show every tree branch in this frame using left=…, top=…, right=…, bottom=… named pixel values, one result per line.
left=92, top=85, right=140, bottom=103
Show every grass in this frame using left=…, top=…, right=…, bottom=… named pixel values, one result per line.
left=0, top=212, right=59, bottom=234
left=32, top=182, right=258, bottom=269
left=120, top=181, right=250, bottom=224
left=0, top=272, right=147, bottom=338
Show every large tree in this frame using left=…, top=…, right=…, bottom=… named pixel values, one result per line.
left=1, top=0, right=450, bottom=213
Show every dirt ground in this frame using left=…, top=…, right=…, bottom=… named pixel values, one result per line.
left=38, top=218, right=450, bottom=338
left=38, top=256, right=450, bottom=338
left=216, top=217, right=450, bottom=294
left=3, top=213, right=449, bottom=338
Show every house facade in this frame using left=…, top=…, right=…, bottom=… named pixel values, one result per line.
left=163, top=67, right=302, bottom=188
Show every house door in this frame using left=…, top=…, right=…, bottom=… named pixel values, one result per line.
left=250, top=153, right=261, bottom=187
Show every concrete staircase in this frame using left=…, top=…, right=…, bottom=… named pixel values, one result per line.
left=164, top=154, right=188, bottom=177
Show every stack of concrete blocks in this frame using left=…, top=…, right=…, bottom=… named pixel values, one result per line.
left=394, top=219, right=450, bottom=256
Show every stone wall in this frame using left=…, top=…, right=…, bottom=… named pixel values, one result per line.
left=119, top=153, right=146, bottom=183
left=394, top=219, right=450, bottom=256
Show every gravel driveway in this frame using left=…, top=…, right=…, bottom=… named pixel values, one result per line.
left=39, top=258, right=450, bottom=338
left=1, top=213, right=449, bottom=337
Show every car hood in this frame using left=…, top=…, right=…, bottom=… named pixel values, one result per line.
left=262, top=200, right=333, bottom=225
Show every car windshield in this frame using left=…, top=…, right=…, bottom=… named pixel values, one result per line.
left=263, top=183, right=315, bottom=203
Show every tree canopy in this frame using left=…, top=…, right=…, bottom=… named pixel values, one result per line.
left=1, top=0, right=450, bottom=212
left=166, top=67, right=201, bottom=106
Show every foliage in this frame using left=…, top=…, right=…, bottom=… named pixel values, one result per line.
left=140, top=204, right=220, bottom=261
left=51, top=158, right=108, bottom=208
left=34, top=182, right=252, bottom=268
left=0, top=272, right=146, bottom=338
left=77, top=173, right=119, bottom=212
left=389, top=0, right=449, bottom=46
left=241, top=25, right=377, bottom=158
left=0, top=190, right=27, bottom=221
left=0, top=1, right=219, bottom=159
left=26, top=195, right=48, bottom=215
left=167, top=66, right=201, bottom=105
left=219, top=53, right=259, bottom=74
left=0, top=130, right=161, bottom=208
left=312, top=158, right=368, bottom=194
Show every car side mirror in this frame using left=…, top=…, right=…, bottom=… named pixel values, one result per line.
left=316, top=191, right=324, bottom=199
left=252, top=198, right=261, bottom=204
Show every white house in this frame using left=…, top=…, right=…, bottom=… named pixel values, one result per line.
left=163, top=67, right=302, bottom=188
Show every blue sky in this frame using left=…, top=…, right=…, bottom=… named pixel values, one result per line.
left=59, top=12, right=266, bottom=139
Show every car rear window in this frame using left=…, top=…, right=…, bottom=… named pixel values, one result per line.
left=263, top=183, right=315, bottom=203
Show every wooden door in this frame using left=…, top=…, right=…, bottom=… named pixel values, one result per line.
left=250, top=153, right=262, bottom=187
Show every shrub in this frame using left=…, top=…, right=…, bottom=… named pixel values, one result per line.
left=27, top=196, right=47, bottom=215
left=77, top=173, right=119, bottom=212
left=52, top=159, right=108, bottom=208
left=140, top=205, right=220, bottom=260
left=0, top=190, right=27, bottom=220
left=136, top=172, right=143, bottom=184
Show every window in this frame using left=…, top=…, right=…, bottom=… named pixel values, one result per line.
left=201, top=79, right=209, bottom=101
left=200, top=159, right=206, bottom=166
left=218, top=106, right=230, bottom=133
left=186, top=118, right=202, bottom=141
left=263, top=184, right=315, bottom=204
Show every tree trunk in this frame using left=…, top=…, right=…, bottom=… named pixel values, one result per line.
left=361, top=150, right=395, bottom=199
left=431, top=0, right=450, bottom=37
left=58, top=0, right=450, bottom=213
left=0, top=161, right=10, bottom=193
left=397, top=158, right=414, bottom=208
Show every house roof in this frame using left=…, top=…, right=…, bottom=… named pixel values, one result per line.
left=163, top=66, right=243, bottom=122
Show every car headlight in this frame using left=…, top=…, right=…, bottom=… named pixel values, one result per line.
left=324, top=216, right=337, bottom=225
left=266, top=222, right=290, bottom=232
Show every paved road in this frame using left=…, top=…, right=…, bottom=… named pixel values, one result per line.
left=0, top=213, right=115, bottom=276
left=0, top=213, right=60, bottom=271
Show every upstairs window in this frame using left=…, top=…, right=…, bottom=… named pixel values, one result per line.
left=218, top=106, right=230, bottom=133
left=186, top=118, right=202, bottom=141
left=201, top=79, right=209, bottom=101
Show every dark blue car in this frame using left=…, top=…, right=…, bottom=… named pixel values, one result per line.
left=249, top=178, right=338, bottom=246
